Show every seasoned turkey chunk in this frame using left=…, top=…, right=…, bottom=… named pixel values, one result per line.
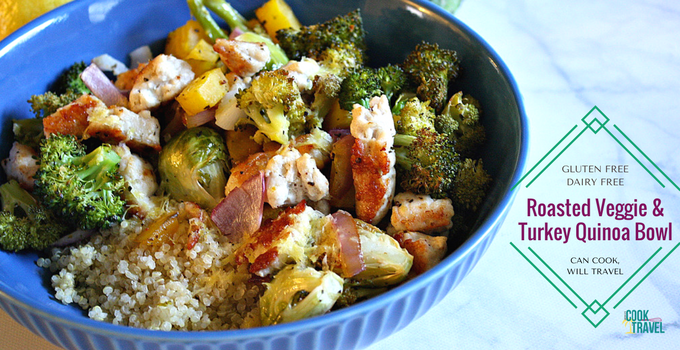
left=84, top=105, right=161, bottom=153
left=43, top=94, right=104, bottom=138
left=390, top=192, right=454, bottom=234
left=393, top=231, right=447, bottom=275
left=113, top=144, right=158, bottom=218
left=1, top=142, right=39, bottom=190
left=264, top=146, right=329, bottom=208
left=115, top=63, right=147, bottom=90
left=128, top=54, right=194, bottom=112
left=213, top=39, right=270, bottom=78
left=350, top=95, right=396, bottom=225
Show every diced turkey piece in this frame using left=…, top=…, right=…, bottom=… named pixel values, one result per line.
left=390, top=192, right=454, bottom=234
left=296, top=153, right=329, bottom=202
left=213, top=39, right=270, bottom=78
left=113, top=143, right=158, bottom=218
left=128, top=54, right=194, bottom=112
left=1, top=142, right=39, bottom=190
left=393, top=231, right=447, bottom=275
left=349, top=95, right=396, bottom=225
left=84, top=105, right=161, bottom=153
left=115, top=63, right=147, bottom=90
left=280, top=58, right=321, bottom=91
left=264, top=145, right=330, bottom=208
left=43, top=94, right=105, bottom=138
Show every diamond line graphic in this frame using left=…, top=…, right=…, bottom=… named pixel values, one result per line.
left=511, top=106, right=680, bottom=191
left=509, top=106, right=679, bottom=327
left=510, top=241, right=680, bottom=327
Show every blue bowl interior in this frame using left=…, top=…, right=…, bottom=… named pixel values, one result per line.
left=0, top=0, right=526, bottom=343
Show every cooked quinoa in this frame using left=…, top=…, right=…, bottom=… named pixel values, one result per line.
left=38, top=202, right=263, bottom=331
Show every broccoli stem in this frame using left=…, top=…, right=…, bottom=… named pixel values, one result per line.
left=248, top=105, right=290, bottom=144
left=393, top=134, right=417, bottom=170
left=393, top=133, right=416, bottom=147
left=12, top=118, right=45, bottom=149
left=72, top=145, right=121, bottom=190
left=0, top=180, right=37, bottom=215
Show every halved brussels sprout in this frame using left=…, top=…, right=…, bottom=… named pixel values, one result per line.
left=158, top=127, right=229, bottom=210
left=259, top=264, right=343, bottom=326
left=349, top=219, right=413, bottom=287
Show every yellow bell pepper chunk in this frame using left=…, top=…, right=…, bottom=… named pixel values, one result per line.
left=255, top=0, right=301, bottom=42
left=176, top=68, right=228, bottom=116
left=185, top=39, right=220, bottom=75
left=165, top=20, right=211, bottom=59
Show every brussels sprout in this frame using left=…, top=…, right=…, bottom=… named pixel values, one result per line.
left=158, top=127, right=229, bottom=209
left=260, top=265, right=344, bottom=326
left=349, top=219, right=413, bottom=287
left=334, top=286, right=389, bottom=309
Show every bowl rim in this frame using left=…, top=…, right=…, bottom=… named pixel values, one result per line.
left=0, top=0, right=529, bottom=343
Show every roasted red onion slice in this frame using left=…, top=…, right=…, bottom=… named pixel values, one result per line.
left=331, top=210, right=365, bottom=277
left=183, top=108, right=216, bottom=128
left=211, top=171, right=265, bottom=242
left=81, top=63, right=129, bottom=107
left=52, top=229, right=94, bottom=247
left=328, top=128, right=351, bottom=142
left=229, top=27, right=245, bottom=40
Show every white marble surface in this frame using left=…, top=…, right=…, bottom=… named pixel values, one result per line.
left=1, top=0, right=679, bottom=349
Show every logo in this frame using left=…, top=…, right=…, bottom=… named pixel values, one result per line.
left=622, top=310, right=664, bottom=334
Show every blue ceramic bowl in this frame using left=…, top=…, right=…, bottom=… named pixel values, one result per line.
left=0, top=0, right=527, bottom=349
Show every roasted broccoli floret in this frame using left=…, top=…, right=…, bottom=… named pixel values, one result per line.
left=393, top=97, right=436, bottom=136
left=338, top=64, right=407, bottom=111
left=402, top=42, right=459, bottom=112
left=0, top=180, right=67, bottom=251
left=303, top=43, right=364, bottom=125
left=338, top=67, right=383, bottom=111
left=12, top=118, right=45, bottom=149
left=435, top=91, right=486, bottom=158
left=375, top=64, right=407, bottom=102
left=28, top=61, right=91, bottom=118
left=308, top=72, right=343, bottom=128
left=276, top=9, right=366, bottom=61
left=33, top=134, right=126, bottom=230
left=28, top=90, right=81, bottom=118
left=54, top=61, right=91, bottom=95
left=188, top=0, right=289, bottom=68
left=25, top=61, right=91, bottom=144
left=451, top=158, right=492, bottom=212
left=236, top=70, right=307, bottom=144
left=447, top=158, right=492, bottom=237
left=393, top=129, right=460, bottom=198
left=391, top=92, right=417, bottom=116
left=317, top=41, right=364, bottom=77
